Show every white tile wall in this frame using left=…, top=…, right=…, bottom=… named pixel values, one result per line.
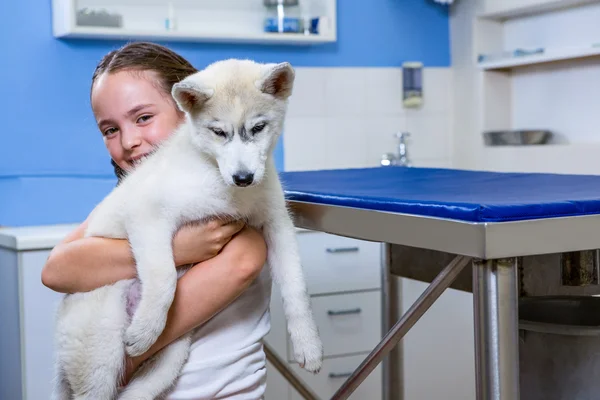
left=511, top=57, right=600, bottom=144
left=283, top=67, right=454, bottom=171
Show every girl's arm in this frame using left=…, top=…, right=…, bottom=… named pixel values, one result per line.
left=41, top=218, right=245, bottom=293
left=42, top=220, right=136, bottom=293
left=122, top=226, right=267, bottom=384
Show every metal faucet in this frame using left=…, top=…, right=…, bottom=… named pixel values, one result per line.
left=381, top=132, right=411, bottom=167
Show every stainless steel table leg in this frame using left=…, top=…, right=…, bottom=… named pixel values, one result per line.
left=331, top=255, right=472, bottom=400
left=381, top=243, right=402, bottom=400
left=473, top=258, right=520, bottom=400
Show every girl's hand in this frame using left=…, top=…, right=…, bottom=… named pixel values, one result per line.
left=173, top=219, right=245, bottom=266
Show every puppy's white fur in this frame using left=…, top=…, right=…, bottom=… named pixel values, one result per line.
left=52, top=59, right=323, bottom=400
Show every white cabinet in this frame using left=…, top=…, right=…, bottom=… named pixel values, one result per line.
left=264, top=229, right=383, bottom=400
left=0, top=224, right=78, bottom=400
left=0, top=247, right=22, bottom=398
left=51, top=0, right=337, bottom=45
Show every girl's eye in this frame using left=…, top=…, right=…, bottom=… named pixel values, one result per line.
left=103, top=127, right=117, bottom=137
left=137, top=115, right=153, bottom=123
left=211, top=128, right=227, bottom=138
left=251, top=122, right=266, bottom=135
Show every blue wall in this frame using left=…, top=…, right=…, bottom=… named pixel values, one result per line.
left=0, top=0, right=449, bottom=227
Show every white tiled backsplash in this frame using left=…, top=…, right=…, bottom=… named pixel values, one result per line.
left=283, top=67, right=454, bottom=171
left=511, top=57, right=600, bottom=144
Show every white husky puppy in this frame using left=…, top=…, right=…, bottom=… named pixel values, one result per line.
left=52, top=59, right=323, bottom=400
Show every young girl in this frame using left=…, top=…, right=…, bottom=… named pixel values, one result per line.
left=42, top=42, right=273, bottom=399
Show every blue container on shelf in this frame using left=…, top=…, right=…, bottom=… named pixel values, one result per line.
left=264, top=17, right=302, bottom=33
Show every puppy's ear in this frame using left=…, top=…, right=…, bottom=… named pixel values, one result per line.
left=172, top=80, right=214, bottom=113
left=257, top=62, right=295, bottom=100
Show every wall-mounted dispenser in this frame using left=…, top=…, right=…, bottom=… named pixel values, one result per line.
left=402, top=61, right=423, bottom=109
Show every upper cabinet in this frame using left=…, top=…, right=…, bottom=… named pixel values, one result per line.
left=51, top=0, right=337, bottom=45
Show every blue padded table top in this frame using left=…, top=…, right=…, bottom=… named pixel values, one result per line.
left=280, top=167, right=600, bottom=223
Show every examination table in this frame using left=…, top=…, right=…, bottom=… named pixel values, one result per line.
left=262, top=166, right=600, bottom=400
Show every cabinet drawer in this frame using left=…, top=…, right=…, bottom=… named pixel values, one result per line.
left=289, top=353, right=382, bottom=400
left=288, top=291, right=381, bottom=361
left=297, top=231, right=381, bottom=295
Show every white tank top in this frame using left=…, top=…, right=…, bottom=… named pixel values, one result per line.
left=165, top=266, right=272, bottom=400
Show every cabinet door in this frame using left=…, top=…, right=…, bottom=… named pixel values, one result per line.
left=0, top=248, right=22, bottom=399
left=20, top=250, right=64, bottom=400
left=290, top=354, right=382, bottom=400
left=287, top=291, right=381, bottom=361
left=296, top=231, right=382, bottom=295
left=264, top=360, right=291, bottom=400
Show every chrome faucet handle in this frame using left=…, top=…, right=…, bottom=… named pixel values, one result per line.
left=381, top=132, right=412, bottom=167
left=394, top=131, right=411, bottom=142
left=394, top=131, right=411, bottom=167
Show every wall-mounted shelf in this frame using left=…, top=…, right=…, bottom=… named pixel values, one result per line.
left=478, top=0, right=600, bottom=21
left=51, top=0, right=337, bottom=46
left=54, top=26, right=336, bottom=45
left=451, top=0, right=600, bottom=174
left=478, top=44, right=600, bottom=70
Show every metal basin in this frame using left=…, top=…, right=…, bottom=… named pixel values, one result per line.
left=519, top=296, right=600, bottom=400
left=483, top=130, right=552, bottom=146
left=520, top=296, right=600, bottom=336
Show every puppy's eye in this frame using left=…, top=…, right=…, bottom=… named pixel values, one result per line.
left=251, top=122, right=267, bottom=135
left=210, top=128, right=227, bottom=138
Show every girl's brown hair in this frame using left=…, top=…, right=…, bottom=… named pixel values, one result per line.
left=91, top=41, right=198, bottom=181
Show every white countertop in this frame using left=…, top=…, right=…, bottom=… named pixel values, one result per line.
left=0, top=223, right=312, bottom=251
left=0, top=224, right=79, bottom=251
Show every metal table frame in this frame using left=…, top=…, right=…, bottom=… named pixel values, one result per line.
left=263, top=199, right=600, bottom=400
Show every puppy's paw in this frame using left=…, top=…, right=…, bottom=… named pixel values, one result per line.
left=290, top=321, right=323, bottom=374
left=124, top=316, right=165, bottom=357
left=294, top=337, right=323, bottom=373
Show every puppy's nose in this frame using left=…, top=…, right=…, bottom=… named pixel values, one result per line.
left=232, top=171, right=254, bottom=187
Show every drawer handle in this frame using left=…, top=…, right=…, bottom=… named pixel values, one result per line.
left=327, top=307, right=362, bottom=316
left=329, top=372, right=353, bottom=379
left=326, top=246, right=359, bottom=254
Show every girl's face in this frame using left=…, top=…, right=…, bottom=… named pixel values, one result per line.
left=91, top=69, right=184, bottom=172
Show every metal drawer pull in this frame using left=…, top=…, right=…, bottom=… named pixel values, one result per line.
left=327, top=307, right=362, bottom=316
left=329, top=372, right=353, bottom=379
left=326, top=246, right=359, bottom=253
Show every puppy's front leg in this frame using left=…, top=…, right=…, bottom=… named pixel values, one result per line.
left=124, top=217, right=178, bottom=357
left=263, top=200, right=323, bottom=373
